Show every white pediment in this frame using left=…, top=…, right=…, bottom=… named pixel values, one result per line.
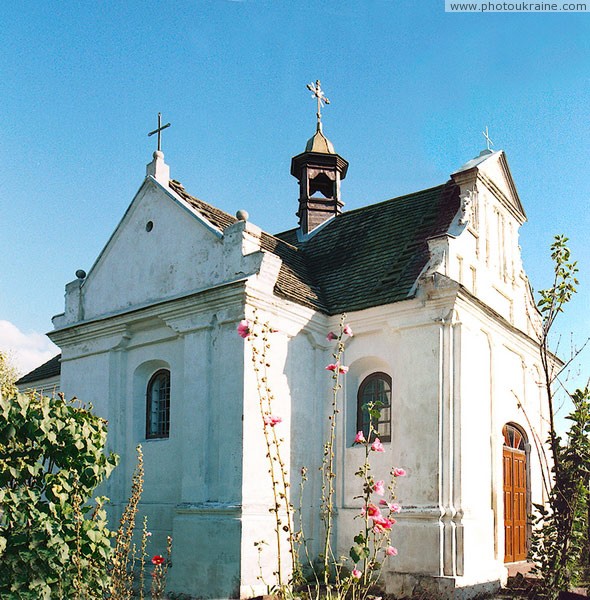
left=79, top=178, right=226, bottom=322
left=452, top=150, right=526, bottom=224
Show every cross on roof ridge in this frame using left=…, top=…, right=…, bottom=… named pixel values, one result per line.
left=482, top=126, right=494, bottom=151
left=148, top=112, right=171, bottom=153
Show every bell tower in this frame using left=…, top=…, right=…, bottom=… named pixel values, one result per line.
left=291, top=81, right=348, bottom=235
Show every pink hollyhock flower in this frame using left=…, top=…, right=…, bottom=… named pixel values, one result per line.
left=371, top=438, right=385, bottom=452
left=327, top=331, right=337, bottom=341
left=351, top=568, right=362, bottom=579
left=325, top=362, right=349, bottom=374
left=366, top=503, right=381, bottom=517
left=379, top=499, right=402, bottom=513
left=263, top=415, right=282, bottom=427
left=372, top=515, right=396, bottom=532
left=237, top=320, right=251, bottom=339
left=393, top=467, right=407, bottom=477
left=386, top=546, right=398, bottom=556
left=343, top=324, right=353, bottom=337
left=354, top=431, right=366, bottom=444
left=372, top=480, right=385, bottom=496
left=151, top=555, right=165, bottom=565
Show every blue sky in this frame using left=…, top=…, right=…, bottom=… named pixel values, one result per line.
left=1, top=2, right=589, bottom=405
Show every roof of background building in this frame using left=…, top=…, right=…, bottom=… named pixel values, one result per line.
left=16, top=353, right=61, bottom=385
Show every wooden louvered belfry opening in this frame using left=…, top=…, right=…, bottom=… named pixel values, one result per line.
left=503, top=423, right=528, bottom=563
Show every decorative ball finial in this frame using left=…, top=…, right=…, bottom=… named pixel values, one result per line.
left=236, top=209, right=249, bottom=222
left=75, top=269, right=87, bottom=280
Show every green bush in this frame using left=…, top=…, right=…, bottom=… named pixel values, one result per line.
left=0, top=391, right=119, bottom=599
left=0, top=351, right=19, bottom=399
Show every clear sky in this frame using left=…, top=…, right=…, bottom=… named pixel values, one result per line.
left=1, top=2, right=589, bottom=408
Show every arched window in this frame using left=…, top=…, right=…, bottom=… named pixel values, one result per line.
left=146, top=369, right=170, bottom=439
left=357, top=372, right=392, bottom=442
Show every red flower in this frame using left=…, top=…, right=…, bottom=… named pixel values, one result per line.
left=151, top=555, right=165, bottom=565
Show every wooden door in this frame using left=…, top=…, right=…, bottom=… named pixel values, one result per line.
left=503, top=424, right=527, bottom=563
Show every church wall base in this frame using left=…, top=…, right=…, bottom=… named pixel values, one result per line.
left=384, top=572, right=502, bottom=600
left=168, top=507, right=242, bottom=599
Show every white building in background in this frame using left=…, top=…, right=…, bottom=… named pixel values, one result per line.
left=19, top=113, right=549, bottom=598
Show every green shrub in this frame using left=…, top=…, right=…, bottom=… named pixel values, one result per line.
left=0, top=391, right=118, bottom=599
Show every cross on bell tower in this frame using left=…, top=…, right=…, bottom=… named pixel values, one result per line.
left=307, top=79, right=330, bottom=132
left=291, top=80, right=348, bottom=236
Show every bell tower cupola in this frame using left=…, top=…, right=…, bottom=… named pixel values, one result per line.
left=291, top=80, right=348, bottom=236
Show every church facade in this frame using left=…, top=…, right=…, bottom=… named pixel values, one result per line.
left=21, top=112, right=549, bottom=598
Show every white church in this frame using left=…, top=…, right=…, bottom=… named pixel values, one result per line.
left=18, top=91, right=549, bottom=598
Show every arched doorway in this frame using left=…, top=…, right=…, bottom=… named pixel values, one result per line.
left=503, top=423, right=528, bottom=562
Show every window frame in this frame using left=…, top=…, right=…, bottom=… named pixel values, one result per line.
left=145, top=368, right=171, bottom=439
left=356, top=371, right=392, bottom=443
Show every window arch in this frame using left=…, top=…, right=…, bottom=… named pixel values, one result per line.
left=146, top=369, right=170, bottom=439
left=357, top=372, right=392, bottom=442
left=503, top=423, right=526, bottom=451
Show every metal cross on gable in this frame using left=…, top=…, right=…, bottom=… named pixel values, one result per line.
left=148, top=112, right=171, bottom=152
left=307, top=80, right=330, bottom=129
left=482, top=126, right=494, bottom=151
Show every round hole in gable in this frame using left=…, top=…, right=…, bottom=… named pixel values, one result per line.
left=146, top=221, right=154, bottom=232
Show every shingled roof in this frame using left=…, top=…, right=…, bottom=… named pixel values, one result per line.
left=279, top=181, right=461, bottom=314
left=170, top=178, right=460, bottom=315
left=16, top=353, right=61, bottom=385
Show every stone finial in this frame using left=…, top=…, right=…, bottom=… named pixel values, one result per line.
left=236, top=209, right=249, bottom=221
left=146, top=150, right=170, bottom=185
